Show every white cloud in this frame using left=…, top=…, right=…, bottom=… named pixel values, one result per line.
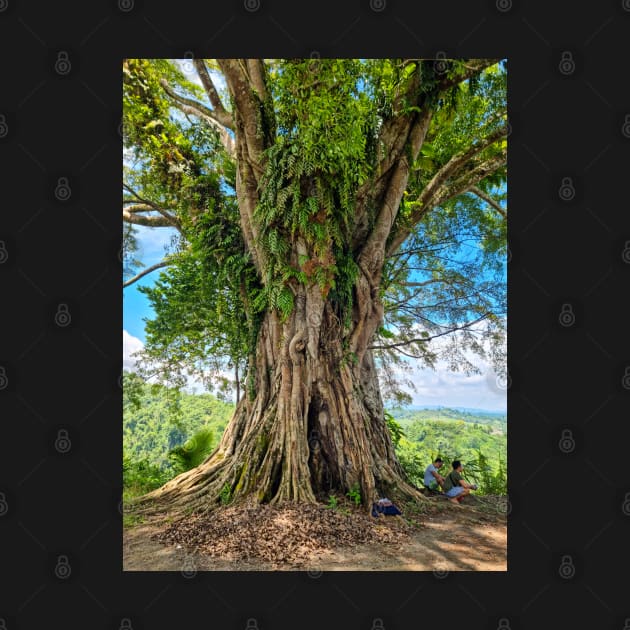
left=176, top=57, right=200, bottom=81
left=122, top=329, right=237, bottom=399
left=402, top=363, right=506, bottom=412
left=123, top=329, right=144, bottom=372
left=385, top=323, right=507, bottom=412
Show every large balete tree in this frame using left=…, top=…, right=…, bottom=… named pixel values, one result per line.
left=123, top=58, right=507, bottom=514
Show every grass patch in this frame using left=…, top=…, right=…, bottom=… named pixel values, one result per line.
left=122, top=488, right=146, bottom=528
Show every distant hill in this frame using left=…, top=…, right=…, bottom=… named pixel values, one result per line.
left=388, top=406, right=506, bottom=430
left=123, top=374, right=506, bottom=483
left=408, top=405, right=507, bottom=416
left=123, top=373, right=234, bottom=469
left=403, top=405, right=506, bottom=416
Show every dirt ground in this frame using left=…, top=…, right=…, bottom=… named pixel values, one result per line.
left=123, top=497, right=507, bottom=572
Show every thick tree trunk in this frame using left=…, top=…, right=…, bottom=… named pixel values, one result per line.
left=135, top=282, right=424, bottom=515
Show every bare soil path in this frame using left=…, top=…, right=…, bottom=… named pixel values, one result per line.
left=123, top=496, right=507, bottom=572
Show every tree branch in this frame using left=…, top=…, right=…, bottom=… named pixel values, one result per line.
left=245, top=59, right=269, bottom=102
left=123, top=258, right=172, bottom=288
left=217, top=59, right=273, bottom=278
left=437, top=59, right=500, bottom=91
left=355, top=59, right=500, bottom=253
left=412, top=123, right=507, bottom=211
left=159, top=78, right=217, bottom=120
left=123, top=184, right=182, bottom=230
left=123, top=203, right=156, bottom=213
left=374, top=61, right=504, bottom=256
left=399, top=279, right=447, bottom=288
left=192, top=59, right=233, bottom=129
left=386, top=129, right=507, bottom=256
left=159, top=78, right=235, bottom=158
left=353, top=60, right=449, bottom=255
left=468, top=186, right=506, bottom=219
left=122, top=209, right=178, bottom=227
left=435, top=153, right=507, bottom=209
left=369, top=314, right=490, bottom=351
left=217, top=59, right=267, bottom=170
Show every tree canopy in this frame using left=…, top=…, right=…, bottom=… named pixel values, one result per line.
left=123, top=58, right=506, bottom=404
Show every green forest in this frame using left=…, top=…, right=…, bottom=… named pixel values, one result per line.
left=386, top=409, right=506, bottom=495
left=123, top=370, right=507, bottom=507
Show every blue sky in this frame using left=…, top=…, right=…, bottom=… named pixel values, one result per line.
left=123, top=224, right=179, bottom=340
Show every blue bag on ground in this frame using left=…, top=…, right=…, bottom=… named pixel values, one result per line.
left=372, top=497, right=402, bottom=517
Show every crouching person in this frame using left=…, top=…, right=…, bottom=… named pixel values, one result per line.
left=423, top=457, right=445, bottom=493
left=441, top=460, right=478, bottom=505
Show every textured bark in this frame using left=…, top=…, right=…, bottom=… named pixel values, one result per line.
left=135, top=284, right=423, bottom=515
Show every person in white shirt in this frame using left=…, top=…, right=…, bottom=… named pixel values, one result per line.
left=423, top=457, right=445, bottom=492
